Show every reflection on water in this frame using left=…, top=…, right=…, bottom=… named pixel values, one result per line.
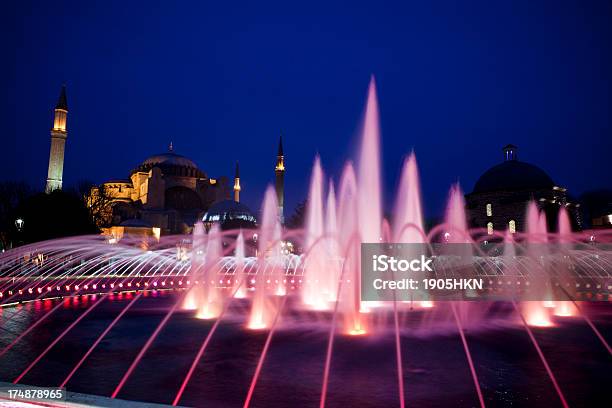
left=0, top=294, right=609, bottom=408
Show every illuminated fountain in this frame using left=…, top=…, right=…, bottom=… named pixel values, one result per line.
left=185, top=223, right=223, bottom=319
left=302, top=156, right=327, bottom=310
left=0, top=77, right=610, bottom=408
left=247, top=186, right=281, bottom=330
left=233, top=232, right=247, bottom=299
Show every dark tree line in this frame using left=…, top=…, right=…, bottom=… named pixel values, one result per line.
left=0, top=181, right=100, bottom=249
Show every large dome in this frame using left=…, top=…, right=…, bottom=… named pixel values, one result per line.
left=203, top=200, right=257, bottom=225
left=473, top=160, right=554, bottom=194
left=133, top=150, right=206, bottom=178
left=141, top=152, right=198, bottom=169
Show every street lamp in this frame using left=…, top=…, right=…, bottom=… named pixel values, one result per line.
left=15, top=218, right=24, bottom=232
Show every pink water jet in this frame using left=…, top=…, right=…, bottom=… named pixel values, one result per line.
left=183, top=222, right=207, bottom=311
left=523, top=202, right=552, bottom=325
left=538, top=212, right=549, bottom=243
left=502, top=229, right=520, bottom=299
left=233, top=232, right=247, bottom=299
left=444, top=184, right=470, bottom=243
left=195, top=224, right=222, bottom=319
left=324, top=180, right=340, bottom=303
left=523, top=301, right=554, bottom=327
left=554, top=301, right=577, bottom=317
left=273, top=221, right=286, bottom=297
left=554, top=208, right=575, bottom=316
left=248, top=186, right=280, bottom=330
left=336, top=163, right=367, bottom=335
left=302, top=156, right=329, bottom=310
left=393, top=152, right=425, bottom=243
left=358, top=76, right=383, bottom=244
left=558, top=207, right=572, bottom=242
left=526, top=201, right=545, bottom=243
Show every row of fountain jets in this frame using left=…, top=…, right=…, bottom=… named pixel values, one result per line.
left=181, top=77, right=594, bottom=335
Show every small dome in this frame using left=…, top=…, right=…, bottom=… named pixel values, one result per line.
left=473, top=161, right=554, bottom=194
left=141, top=152, right=198, bottom=169
left=203, top=200, right=257, bottom=225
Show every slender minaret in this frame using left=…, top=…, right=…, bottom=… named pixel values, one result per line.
left=275, top=133, right=285, bottom=223
left=45, top=85, right=68, bottom=193
left=234, top=161, right=241, bottom=202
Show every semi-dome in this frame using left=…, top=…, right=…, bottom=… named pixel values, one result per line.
left=473, top=158, right=554, bottom=194
left=202, top=200, right=257, bottom=225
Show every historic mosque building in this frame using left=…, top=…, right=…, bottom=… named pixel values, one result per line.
left=99, top=146, right=232, bottom=234
left=466, top=144, right=581, bottom=235
left=45, top=86, right=594, bottom=238
left=44, top=86, right=286, bottom=235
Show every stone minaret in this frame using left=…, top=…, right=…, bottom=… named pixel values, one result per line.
left=234, top=161, right=241, bottom=202
left=45, top=85, right=68, bottom=193
left=275, top=133, right=285, bottom=223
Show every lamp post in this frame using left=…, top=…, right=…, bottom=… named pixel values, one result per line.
left=14, top=218, right=24, bottom=247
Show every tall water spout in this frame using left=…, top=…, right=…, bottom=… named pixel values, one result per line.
left=555, top=207, right=576, bottom=316
left=526, top=201, right=542, bottom=242
left=183, top=221, right=207, bottom=311
left=325, top=180, right=340, bottom=302
left=358, top=76, right=383, bottom=243
left=558, top=207, right=572, bottom=242
left=233, top=232, right=247, bottom=298
left=273, top=220, right=286, bottom=296
left=337, top=163, right=366, bottom=334
left=444, top=183, right=469, bottom=243
left=195, top=224, right=222, bottom=319
left=524, top=202, right=553, bottom=325
left=444, top=184, right=479, bottom=318
left=500, top=228, right=523, bottom=301
left=393, top=152, right=425, bottom=243
left=302, top=156, right=328, bottom=309
left=248, top=186, right=280, bottom=329
left=538, top=212, right=548, bottom=243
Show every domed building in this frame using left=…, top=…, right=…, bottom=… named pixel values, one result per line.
left=465, top=145, right=581, bottom=235
left=44, top=86, right=285, bottom=237
left=98, top=145, right=231, bottom=234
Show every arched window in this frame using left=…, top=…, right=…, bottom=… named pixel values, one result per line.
left=487, top=222, right=494, bottom=235
left=509, top=220, right=516, bottom=234
left=486, top=203, right=492, bottom=217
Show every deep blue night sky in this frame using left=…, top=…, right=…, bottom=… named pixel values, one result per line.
left=2, top=0, right=611, bottom=219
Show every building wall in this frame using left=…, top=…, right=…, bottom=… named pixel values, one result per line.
left=97, top=165, right=230, bottom=234
left=144, top=167, right=165, bottom=209
left=103, top=182, right=133, bottom=200
left=466, top=187, right=581, bottom=234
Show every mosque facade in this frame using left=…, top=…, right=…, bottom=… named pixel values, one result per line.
left=44, top=86, right=286, bottom=235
